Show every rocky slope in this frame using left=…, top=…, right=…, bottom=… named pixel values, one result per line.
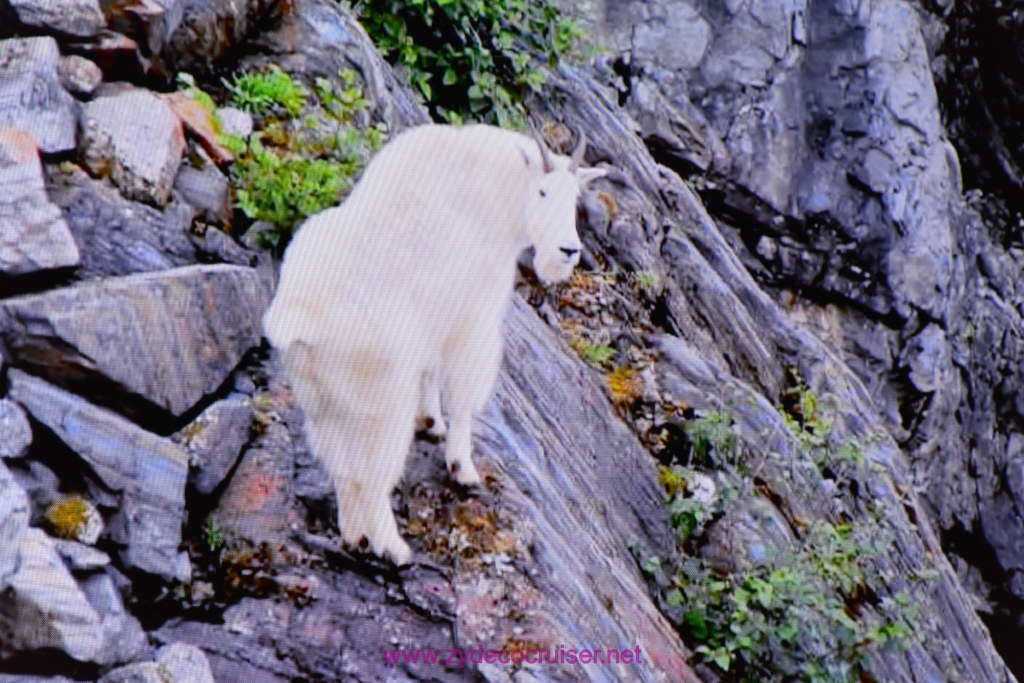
left=0, top=0, right=1021, bottom=681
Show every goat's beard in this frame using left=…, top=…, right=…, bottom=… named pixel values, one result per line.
left=533, top=253, right=575, bottom=285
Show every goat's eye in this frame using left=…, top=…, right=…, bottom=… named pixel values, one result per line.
left=539, top=189, right=547, bottom=197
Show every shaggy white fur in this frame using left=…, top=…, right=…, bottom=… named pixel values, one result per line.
left=263, top=123, right=606, bottom=564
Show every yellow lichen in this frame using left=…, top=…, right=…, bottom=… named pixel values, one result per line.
left=606, top=365, right=643, bottom=405
left=45, top=495, right=98, bottom=542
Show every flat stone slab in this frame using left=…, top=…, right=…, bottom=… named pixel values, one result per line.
left=0, top=37, right=78, bottom=154
left=80, top=88, right=185, bottom=206
left=8, top=369, right=191, bottom=581
left=0, top=264, right=272, bottom=417
left=0, top=128, right=81, bottom=275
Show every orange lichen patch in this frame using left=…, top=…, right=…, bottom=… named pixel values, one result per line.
left=164, top=91, right=233, bottom=163
left=596, top=191, right=618, bottom=218
left=0, top=127, right=41, bottom=163
left=607, top=365, right=643, bottom=406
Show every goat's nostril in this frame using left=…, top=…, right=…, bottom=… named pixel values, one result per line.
left=560, top=247, right=579, bottom=258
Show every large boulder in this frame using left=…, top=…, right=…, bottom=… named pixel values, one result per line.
left=0, top=264, right=272, bottom=418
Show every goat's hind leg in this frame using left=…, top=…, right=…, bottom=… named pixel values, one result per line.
left=286, top=342, right=415, bottom=565
left=330, top=385, right=417, bottom=565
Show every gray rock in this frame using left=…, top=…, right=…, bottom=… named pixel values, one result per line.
left=46, top=164, right=199, bottom=280
left=165, top=0, right=284, bottom=72
left=56, top=55, right=103, bottom=97
left=215, top=106, right=252, bottom=138
left=209, top=417, right=298, bottom=547
left=79, top=572, right=150, bottom=665
left=97, top=663, right=166, bottom=683
left=0, top=399, right=32, bottom=460
left=0, top=37, right=78, bottom=154
left=0, top=528, right=103, bottom=662
left=190, top=223, right=256, bottom=266
left=7, top=370, right=191, bottom=581
left=631, top=2, right=710, bottom=71
left=6, top=459, right=60, bottom=529
left=105, top=0, right=185, bottom=57
left=902, top=323, right=952, bottom=394
left=80, top=88, right=185, bottom=207
left=155, top=643, right=215, bottom=683
left=173, top=164, right=231, bottom=225
left=0, top=460, right=30, bottom=580
left=0, top=128, right=81, bottom=275
left=175, top=393, right=253, bottom=495
left=52, top=538, right=111, bottom=571
left=8, top=0, right=106, bottom=38
left=0, top=264, right=272, bottom=417
left=538, top=62, right=1014, bottom=679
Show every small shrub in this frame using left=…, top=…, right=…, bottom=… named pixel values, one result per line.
left=232, top=137, right=354, bottom=244
left=355, top=0, right=583, bottom=125
left=684, top=411, right=736, bottom=465
left=640, top=409, right=917, bottom=682
left=218, top=67, right=384, bottom=246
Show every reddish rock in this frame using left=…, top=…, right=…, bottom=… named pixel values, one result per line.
left=0, top=127, right=81, bottom=275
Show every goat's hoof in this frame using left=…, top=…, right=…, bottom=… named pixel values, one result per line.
left=383, top=539, right=413, bottom=566
left=416, top=416, right=447, bottom=441
left=450, top=462, right=482, bottom=488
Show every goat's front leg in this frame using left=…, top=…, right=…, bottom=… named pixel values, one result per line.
left=443, top=326, right=503, bottom=487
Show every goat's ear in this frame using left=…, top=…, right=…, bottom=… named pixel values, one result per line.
left=576, top=167, right=608, bottom=187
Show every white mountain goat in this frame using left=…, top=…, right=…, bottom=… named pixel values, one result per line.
left=262, top=123, right=607, bottom=564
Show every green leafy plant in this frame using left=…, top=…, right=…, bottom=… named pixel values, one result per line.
left=644, top=518, right=914, bottom=682
left=684, top=411, right=737, bottom=465
left=203, top=518, right=225, bottom=552
left=233, top=137, right=355, bottom=244
left=226, top=66, right=308, bottom=117
left=575, top=340, right=616, bottom=367
left=314, top=69, right=370, bottom=123
left=640, top=408, right=917, bottom=682
left=355, top=0, right=584, bottom=125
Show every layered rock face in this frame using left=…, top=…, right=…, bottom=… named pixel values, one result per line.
left=0, top=0, right=1021, bottom=681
